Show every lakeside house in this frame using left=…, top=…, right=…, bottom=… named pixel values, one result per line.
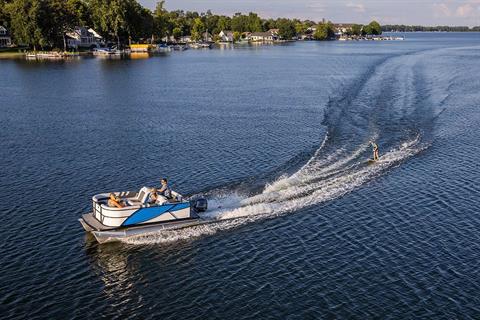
left=0, top=26, right=12, bottom=47
left=268, top=29, right=280, bottom=37
left=249, top=31, right=276, bottom=42
left=66, top=27, right=103, bottom=49
left=219, top=30, right=234, bottom=42
left=333, top=23, right=355, bottom=36
left=240, top=32, right=252, bottom=42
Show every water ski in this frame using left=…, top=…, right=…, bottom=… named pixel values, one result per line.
left=367, top=159, right=377, bottom=164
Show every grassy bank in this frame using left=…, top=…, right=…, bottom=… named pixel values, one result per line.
left=0, top=49, right=25, bottom=59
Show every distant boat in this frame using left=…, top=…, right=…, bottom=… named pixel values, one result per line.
left=171, top=44, right=188, bottom=51
left=154, top=43, right=171, bottom=53
left=92, top=48, right=123, bottom=56
left=189, top=42, right=201, bottom=49
left=25, top=51, right=65, bottom=59
left=189, top=42, right=211, bottom=49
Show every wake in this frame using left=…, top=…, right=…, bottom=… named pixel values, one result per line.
left=124, top=135, right=428, bottom=245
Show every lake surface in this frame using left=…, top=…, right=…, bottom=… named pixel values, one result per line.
left=1, top=33, right=480, bottom=319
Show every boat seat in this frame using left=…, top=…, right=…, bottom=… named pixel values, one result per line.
left=126, top=187, right=151, bottom=206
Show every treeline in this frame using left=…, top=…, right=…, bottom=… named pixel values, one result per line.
left=0, top=0, right=381, bottom=49
left=0, top=0, right=155, bottom=49
left=382, top=25, right=480, bottom=32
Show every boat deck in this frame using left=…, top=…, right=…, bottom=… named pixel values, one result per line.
left=81, top=211, right=204, bottom=233
left=81, top=214, right=117, bottom=231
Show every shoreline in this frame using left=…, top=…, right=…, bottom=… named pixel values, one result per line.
left=0, top=36, right=405, bottom=61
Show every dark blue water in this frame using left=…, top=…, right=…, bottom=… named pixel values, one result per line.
left=1, top=33, right=480, bottom=319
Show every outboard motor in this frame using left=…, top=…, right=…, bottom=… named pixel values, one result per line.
left=191, top=198, right=208, bottom=213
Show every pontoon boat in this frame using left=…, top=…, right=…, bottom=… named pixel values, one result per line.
left=79, top=187, right=208, bottom=244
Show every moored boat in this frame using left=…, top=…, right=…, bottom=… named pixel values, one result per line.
left=153, top=43, right=171, bottom=53
left=92, top=47, right=123, bottom=56
left=25, top=51, right=65, bottom=59
left=171, top=44, right=188, bottom=51
left=79, top=186, right=208, bottom=243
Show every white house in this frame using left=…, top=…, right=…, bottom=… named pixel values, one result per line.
left=218, top=30, right=234, bottom=42
left=249, top=31, right=275, bottom=42
left=66, top=27, right=103, bottom=49
left=0, top=26, right=12, bottom=47
left=333, top=24, right=355, bottom=36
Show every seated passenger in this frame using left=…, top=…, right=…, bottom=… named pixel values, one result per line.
left=159, top=178, right=172, bottom=199
left=147, top=188, right=158, bottom=204
left=108, top=193, right=124, bottom=208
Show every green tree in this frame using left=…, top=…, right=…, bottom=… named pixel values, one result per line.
left=0, top=0, right=11, bottom=27
left=277, top=18, right=296, bottom=40
left=247, top=12, right=262, bottom=32
left=110, top=0, right=128, bottom=46
left=6, top=0, right=49, bottom=49
left=295, top=22, right=308, bottom=35
left=368, top=20, right=382, bottom=35
left=153, top=1, right=168, bottom=41
left=313, top=22, right=335, bottom=40
left=233, top=31, right=241, bottom=42
left=172, top=26, right=181, bottom=40
left=204, top=10, right=219, bottom=34
left=216, top=16, right=230, bottom=33
left=231, top=12, right=261, bottom=33
left=89, top=0, right=135, bottom=47
left=362, top=24, right=372, bottom=35
left=49, top=0, right=86, bottom=50
left=231, top=12, right=246, bottom=32
left=350, top=24, right=362, bottom=36
left=191, top=17, right=204, bottom=41
left=125, top=2, right=153, bottom=43
left=262, top=18, right=275, bottom=31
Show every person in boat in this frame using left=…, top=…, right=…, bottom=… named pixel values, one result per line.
left=147, top=188, right=158, bottom=204
left=108, top=193, right=124, bottom=208
left=371, top=141, right=380, bottom=161
left=159, top=178, right=172, bottom=199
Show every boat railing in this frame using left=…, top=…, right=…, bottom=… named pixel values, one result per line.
left=91, top=190, right=189, bottom=227
left=92, top=192, right=138, bottom=225
left=93, top=200, right=103, bottom=223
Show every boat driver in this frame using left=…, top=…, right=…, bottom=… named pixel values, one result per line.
left=159, top=178, right=172, bottom=199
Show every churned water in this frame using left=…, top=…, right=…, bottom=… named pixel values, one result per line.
left=1, top=33, right=480, bottom=319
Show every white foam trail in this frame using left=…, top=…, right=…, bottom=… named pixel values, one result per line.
left=123, top=136, right=427, bottom=245
left=262, top=133, right=377, bottom=195
left=298, top=133, right=330, bottom=171
left=218, top=136, right=424, bottom=220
